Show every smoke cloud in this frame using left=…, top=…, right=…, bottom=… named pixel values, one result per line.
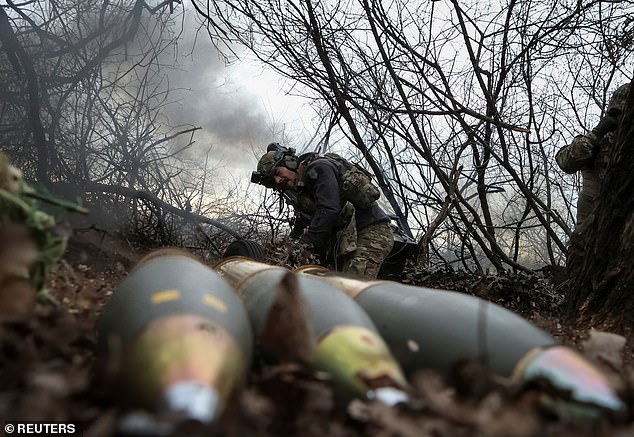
left=155, top=9, right=323, bottom=194
left=160, top=22, right=273, bottom=180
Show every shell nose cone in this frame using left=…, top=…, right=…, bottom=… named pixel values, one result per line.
left=367, top=387, right=410, bottom=406
left=163, top=381, right=221, bottom=424
left=515, top=346, right=626, bottom=413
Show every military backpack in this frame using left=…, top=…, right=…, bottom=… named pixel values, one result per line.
left=303, top=152, right=381, bottom=209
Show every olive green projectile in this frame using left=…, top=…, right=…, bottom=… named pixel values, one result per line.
left=215, top=257, right=408, bottom=400
left=298, top=270, right=555, bottom=378
left=299, top=267, right=626, bottom=417
left=97, top=250, right=253, bottom=424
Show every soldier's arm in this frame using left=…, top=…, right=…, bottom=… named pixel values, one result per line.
left=555, top=134, right=597, bottom=174
left=556, top=113, right=620, bottom=174
left=299, top=161, right=342, bottom=252
left=289, top=213, right=309, bottom=239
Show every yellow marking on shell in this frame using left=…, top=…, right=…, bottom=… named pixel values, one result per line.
left=151, top=289, right=181, bottom=304
left=203, top=294, right=228, bottom=312
left=314, top=325, right=407, bottom=398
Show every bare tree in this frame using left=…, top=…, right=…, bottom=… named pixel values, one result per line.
left=193, top=0, right=633, bottom=272
left=0, top=1, right=251, bottom=249
left=0, top=1, right=184, bottom=182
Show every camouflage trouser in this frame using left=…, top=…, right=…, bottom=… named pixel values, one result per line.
left=341, top=221, right=394, bottom=279
left=566, top=216, right=593, bottom=279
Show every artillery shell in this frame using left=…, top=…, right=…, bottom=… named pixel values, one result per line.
left=97, top=250, right=252, bottom=424
left=299, top=271, right=555, bottom=378
left=215, top=257, right=408, bottom=400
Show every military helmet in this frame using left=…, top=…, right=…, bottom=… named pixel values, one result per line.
left=256, top=145, right=299, bottom=175
left=257, top=151, right=281, bottom=176
left=607, top=83, right=631, bottom=116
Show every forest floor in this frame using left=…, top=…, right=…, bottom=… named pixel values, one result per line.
left=1, top=228, right=634, bottom=436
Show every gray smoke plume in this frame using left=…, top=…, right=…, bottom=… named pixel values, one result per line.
left=161, top=18, right=272, bottom=177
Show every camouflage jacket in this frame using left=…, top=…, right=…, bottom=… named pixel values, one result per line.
left=293, top=156, right=388, bottom=256
left=556, top=131, right=614, bottom=224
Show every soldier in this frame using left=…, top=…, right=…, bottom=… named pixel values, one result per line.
left=556, top=83, right=630, bottom=272
left=556, top=83, right=630, bottom=226
left=256, top=145, right=394, bottom=278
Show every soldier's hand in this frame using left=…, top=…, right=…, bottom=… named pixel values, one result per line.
left=288, top=242, right=319, bottom=267
left=289, top=226, right=304, bottom=239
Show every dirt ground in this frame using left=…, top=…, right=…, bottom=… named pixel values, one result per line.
left=1, top=228, right=634, bottom=436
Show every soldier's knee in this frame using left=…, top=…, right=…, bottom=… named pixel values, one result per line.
left=343, top=257, right=380, bottom=279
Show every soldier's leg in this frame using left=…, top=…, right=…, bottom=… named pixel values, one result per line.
left=566, top=218, right=592, bottom=280
left=342, top=221, right=394, bottom=279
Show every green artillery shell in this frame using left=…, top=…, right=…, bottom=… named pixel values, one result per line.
left=297, top=271, right=555, bottom=378
left=298, top=268, right=625, bottom=417
left=215, top=257, right=408, bottom=400
left=97, top=250, right=252, bottom=423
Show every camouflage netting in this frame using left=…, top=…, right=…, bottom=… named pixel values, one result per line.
left=0, top=153, right=67, bottom=319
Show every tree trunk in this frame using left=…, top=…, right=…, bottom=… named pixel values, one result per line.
left=564, top=79, right=634, bottom=325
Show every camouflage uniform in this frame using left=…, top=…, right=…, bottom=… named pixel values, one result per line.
left=556, top=84, right=630, bottom=270
left=556, top=132, right=613, bottom=224
left=257, top=150, right=393, bottom=278
left=556, top=84, right=630, bottom=225
left=341, top=219, right=394, bottom=278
